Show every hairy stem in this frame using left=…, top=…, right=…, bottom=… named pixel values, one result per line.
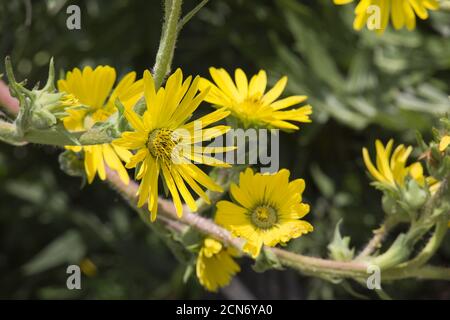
left=152, top=0, right=183, bottom=88
left=356, top=217, right=398, bottom=260
left=105, top=167, right=450, bottom=282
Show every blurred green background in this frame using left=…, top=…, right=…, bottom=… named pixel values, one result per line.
left=0, top=0, right=449, bottom=299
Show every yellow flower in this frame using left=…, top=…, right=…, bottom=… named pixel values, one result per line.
left=80, top=258, right=98, bottom=277
left=60, top=93, right=80, bottom=107
left=216, top=168, right=313, bottom=258
left=426, top=176, right=441, bottom=195
left=439, top=135, right=450, bottom=152
left=333, top=0, right=439, bottom=32
left=362, top=139, right=425, bottom=189
left=58, top=66, right=144, bottom=184
left=199, top=68, right=312, bottom=130
left=196, top=238, right=240, bottom=292
left=113, top=69, right=232, bottom=221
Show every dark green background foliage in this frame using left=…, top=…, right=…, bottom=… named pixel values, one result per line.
left=0, top=0, right=449, bottom=299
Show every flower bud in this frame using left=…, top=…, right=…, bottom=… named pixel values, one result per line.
left=403, top=179, right=428, bottom=211
left=382, top=193, right=398, bottom=215
left=58, top=149, right=85, bottom=178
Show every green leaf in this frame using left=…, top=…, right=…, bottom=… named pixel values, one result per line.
left=310, top=164, right=334, bottom=198
left=252, top=247, right=283, bottom=273
left=327, top=220, right=354, bottom=262
left=22, top=230, right=86, bottom=275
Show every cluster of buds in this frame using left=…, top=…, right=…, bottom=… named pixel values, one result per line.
left=2, top=57, right=123, bottom=149
left=4, top=58, right=73, bottom=134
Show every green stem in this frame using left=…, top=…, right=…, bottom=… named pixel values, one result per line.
left=152, top=0, right=183, bottom=88
left=0, top=119, right=114, bottom=147
left=383, top=265, right=450, bottom=281
left=356, top=217, right=398, bottom=260
left=177, top=0, right=209, bottom=32
left=389, top=219, right=448, bottom=271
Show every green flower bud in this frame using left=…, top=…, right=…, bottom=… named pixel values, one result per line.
left=403, top=179, right=428, bottom=211
left=31, top=108, right=57, bottom=129
left=382, top=193, right=398, bottom=215
left=5, top=57, right=75, bottom=132
left=59, top=149, right=85, bottom=178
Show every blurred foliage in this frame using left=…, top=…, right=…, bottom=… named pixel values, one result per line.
left=0, top=0, right=449, bottom=299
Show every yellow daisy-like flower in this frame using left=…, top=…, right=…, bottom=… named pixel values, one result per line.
left=196, top=238, right=240, bottom=292
left=362, top=139, right=425, bottom=189
left=58, top=66, right=144, bottom=184
left=215, top=168, right=313, bottom=258
left=334, top=0, right=439, bottom=32
left=439, top=135, right=450, bottom=152
left=199, top=68, right=312, bottom=130
left=113, top=69, right=232, bottom=221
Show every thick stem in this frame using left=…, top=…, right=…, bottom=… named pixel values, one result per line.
left=383, top=265, right=450, bottom=281
left=152, top=0, right=183, bottom=88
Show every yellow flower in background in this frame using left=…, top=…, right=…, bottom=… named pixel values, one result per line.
left=216, top=168, right=313, bottom=258
left=58, top=66, right=143, bottom=184
left=80, top=258, right=98, bottom=277
left=333, top=0, right=439, bottom=32
left=196, top=238, right=240, bottom=292
left=199, top=68, right=312, bottom=130
left=113, top=69, right=232, bottom=221
left=439, top=135, right=450, bottom=152
left=362, top=139, right=425, bottom=189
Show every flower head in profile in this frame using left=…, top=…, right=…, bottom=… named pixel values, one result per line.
left=199, top=68, right=312, bottom=130
left=362, top=139, right=425, bottom=190
left=215, top=168, right=313, bottom=258
left=196, top=238, right=240, bottom=292
left=333, top=0, right=439, bottom=32
left=58, top=66, right=143, bottom=184
left=113, top=69, right=232, bottom=221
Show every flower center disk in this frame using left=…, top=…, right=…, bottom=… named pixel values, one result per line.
left=147, top=128, right=179, bottom=162
left=250, top=205, right=278, bottom=229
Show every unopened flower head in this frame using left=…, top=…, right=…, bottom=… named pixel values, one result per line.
left=58, top=66, right=144, bottom=184
left=196, top=238, right=240, bottom=292
left=199, top=68, right=312, bottom=131
left=216, top=168, right=313, bottom=258
left=113, top=69, right=232, bottom=221
left=334, top=0, right=439, bottom=32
